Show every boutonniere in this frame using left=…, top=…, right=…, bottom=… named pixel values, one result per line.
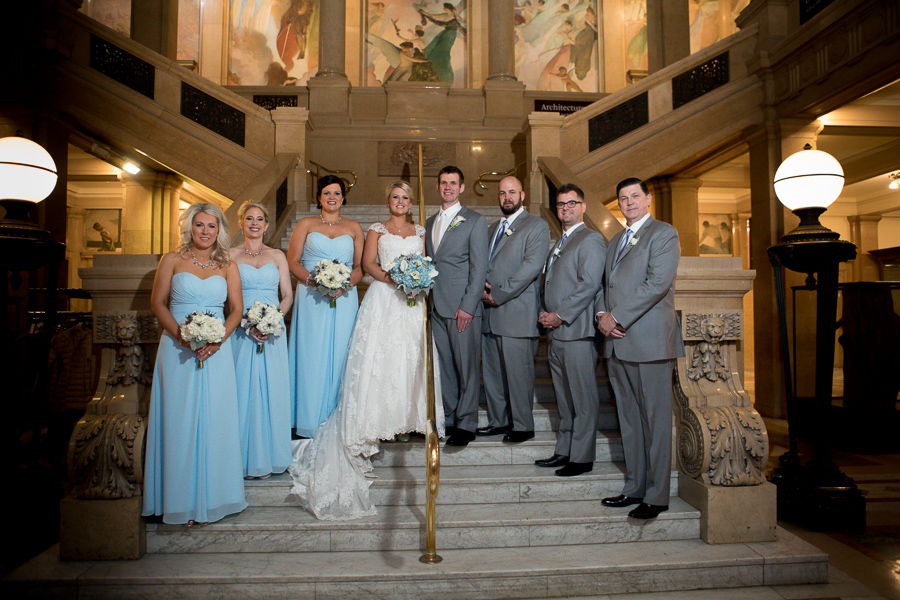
left=504, top=227, right=513, bottom=237
left=552, top=247, right=561, bottom=258
left=627, top=235, right=640, bottom=248
left=447, top=215, right=465, bottom=231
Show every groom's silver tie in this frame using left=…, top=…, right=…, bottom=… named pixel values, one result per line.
left=490, top=219, right=507, bottom=259
left=615, top=228, right=633, bottom=263
left=433, top=212, right=445, bottom=249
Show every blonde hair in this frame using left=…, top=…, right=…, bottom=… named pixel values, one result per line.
left=385, top=180, right=415, bottom=203
left=177, top=203, right=231, bottom=268
left=237, top=201, right=270, bottom=223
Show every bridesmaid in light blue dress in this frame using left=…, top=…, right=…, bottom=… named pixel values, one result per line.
left=287, top=175, right=365, bottom=438
left=230, top=202, right=294, bottom=479
left=143, top=203, right=247, bottom=525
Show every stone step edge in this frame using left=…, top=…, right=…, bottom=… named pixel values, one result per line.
left=146, top=498, right=699, bottom=533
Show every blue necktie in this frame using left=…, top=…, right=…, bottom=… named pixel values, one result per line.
left=491, top=220, right=507, bottom=259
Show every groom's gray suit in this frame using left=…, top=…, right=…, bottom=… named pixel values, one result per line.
left=482, top=211, right=550, bottom=432
left=542, top=225, right=606, bottom=463
left=596, top=216, right=684, bottom=506
left=425, top=205, right=489, bottom=433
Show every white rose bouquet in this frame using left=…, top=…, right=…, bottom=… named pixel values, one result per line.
left=241, top=301, right=285, bottom=354
left=179, top=311, right=226, bottom=369
left=385, top=253, right=439, bottom=307
left=312, top=259, right=354, bottom=307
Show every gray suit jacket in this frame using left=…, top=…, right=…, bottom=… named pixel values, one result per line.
left=541, top=225, right=607, bottom=342
left=483, top=212, right=550, bottom=338
left=595, top=216, right=684, bottom=361
left=425, top=204, right=489, bottom=319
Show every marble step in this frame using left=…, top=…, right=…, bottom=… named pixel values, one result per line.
left=370, top=430, right=625, bottom=468
left=476, top=400, right=619, bottom=432
left=145, top=498, right=700, bottom=554
left=243, top=463, right=679, bottom=508
left=9, top=528, right=828, bottom=599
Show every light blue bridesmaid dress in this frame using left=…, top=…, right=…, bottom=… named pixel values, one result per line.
left=232, top=263, right=292, bottom=477
left=143, top=272, right=247, bottom=524
left=288, top=233, right=358, bottom=438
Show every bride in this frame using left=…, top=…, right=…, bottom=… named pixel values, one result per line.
left=289, top=181, right=444, bottom=520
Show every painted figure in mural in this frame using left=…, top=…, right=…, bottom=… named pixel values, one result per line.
left=276, top=0, right=313, bottom=71
left=366, top=35, right=440, bottom=83
left=538, top=19, right=576, bottom=90
left=572, top=5, right=597, bottom=80
left=393, top=19, right=427, bottom=52
left=418, top=2, right=466, bottom=85
left=264, top=62, right=298, bottom=86
left=550, top=66, right=583, bottom=92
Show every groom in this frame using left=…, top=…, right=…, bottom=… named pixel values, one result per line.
left=425, top=165, right=488, bottom=448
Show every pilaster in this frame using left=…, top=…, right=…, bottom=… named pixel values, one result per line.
left=646, top=0, right=690, bottom=73
left=525, top=112, right=565, bottom=210
left=130, top=0, right=178, bottom=60
left=847, top=215, right=881, bottom=282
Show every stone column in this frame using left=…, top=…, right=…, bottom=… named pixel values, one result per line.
left=152, top=174, right=183, bottom=253
left=646, top=0, right=690, bottom=73
left=307, top=0, right=350, bottom=125
left=736, top=213, right=751, bottom=270
left=121, top=174, right=154, bottom=254
left=525, top=112, right=566, bottom=210
left=130, top=0, right=178, bottom=60
left=847, top=215, right=882, bottom=282
left=199, top=0, right=226, bottom=84
left=745, top=119, right=822, bottom=418
left=483, top=0, right=525, bottom=127
left=658, top=178, right=702, bottom=256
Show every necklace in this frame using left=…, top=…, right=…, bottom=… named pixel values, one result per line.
left=243, top=244, right=264, bottom=257
left=190, top=249, right=214, bottom=269
left=320, top=214, right=342, bottom=227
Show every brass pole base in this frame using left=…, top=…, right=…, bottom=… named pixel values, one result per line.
left=419, top=553, right=443, bottom=564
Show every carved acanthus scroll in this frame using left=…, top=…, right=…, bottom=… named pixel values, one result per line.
left=675, top=311, right=768, bottom=486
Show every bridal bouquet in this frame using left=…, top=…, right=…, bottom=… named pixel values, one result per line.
left=313, top=259, right=353, bottom=307
left=180, top=311, right=226, bottom=369
left=386, top=253, right=439, bottom=307
left=241, top=301, right=285, bottom=354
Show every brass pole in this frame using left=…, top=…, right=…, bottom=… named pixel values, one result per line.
left=418, top=143, right=442, bottom=564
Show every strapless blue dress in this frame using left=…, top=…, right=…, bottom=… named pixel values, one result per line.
left=288, top=233, right=358, bottom=438
left=142, top=272, right=247, bottom=524
left=232, top=263, right=292, bottom=477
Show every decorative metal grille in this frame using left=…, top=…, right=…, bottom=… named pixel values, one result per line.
left=181, top=83, right=245, bottom=146
left=253, top=95, right=299, bottom=111
left=588, top=92, right=649, bottom=152
left=672, top=52, right=729, bottom=110
left=89, top=35, right=155, bottom=99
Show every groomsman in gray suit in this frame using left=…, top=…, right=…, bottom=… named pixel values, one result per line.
left=478, top=176, right=550, bottom=443
left=536, top=183, right=606, bottom=476
left=425, top=166, right=489, bottom=448
left=596, top=177, right=684, bottom=520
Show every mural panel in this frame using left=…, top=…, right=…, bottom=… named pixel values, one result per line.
left=229, top=0, right=320, bottom=86
left=514, top=0, right=600, bottom=92
left=365, top=1, right=467, bottom=87
left=79, top=0, right=131, bottom=36
left=689, top=0, right=751, bottom=55
left=699, top=214, right=733, bottom=256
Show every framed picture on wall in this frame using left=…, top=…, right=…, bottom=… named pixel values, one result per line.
left=83, top=209, right=122, bottom=252
left=698, top=214, right=733, bottom=256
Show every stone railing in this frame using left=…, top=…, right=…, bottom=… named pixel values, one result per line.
left=673, top=257, right=774, bottom=544
left=61, top=254, right=160, bottom=560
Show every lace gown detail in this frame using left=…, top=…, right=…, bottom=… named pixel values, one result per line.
left=289, top=224, right=444, bottom=520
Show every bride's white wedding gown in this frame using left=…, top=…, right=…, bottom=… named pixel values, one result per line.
left=289, top=224, right=444, bottom=520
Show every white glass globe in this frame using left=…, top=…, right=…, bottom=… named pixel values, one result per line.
left=0, top=136, right=59, bottom=203
left=773, top=148, right=844, bottom=211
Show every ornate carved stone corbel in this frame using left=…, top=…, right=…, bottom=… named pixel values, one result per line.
left=67, top=312, right=158, bottom=499
left=675, top=311, right=768, bottom=486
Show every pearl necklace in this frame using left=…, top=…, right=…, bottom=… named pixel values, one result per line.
left=243, top=244, right=264, bottom=257
left=190, top=249, right=214, bottom=269
left=320, top=215, right=342, bottom=227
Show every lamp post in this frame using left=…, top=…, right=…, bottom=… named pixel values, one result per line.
left=767, top=144, right=864, bottom=530
left=0, top=133, right=66, bottom=460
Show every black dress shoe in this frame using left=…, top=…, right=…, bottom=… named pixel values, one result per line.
left=476, top=425, right=511, bottom=436
left=628, top=503, right=668, bottom=519
left=535, top=454, right=569, bottom=468
left=502, top=430, right=535, bottom=443
left=555, top=462, right=593, bottom=477
left=445, top=429, right=476, bottom=447
left=601, top=494, right=644, bottom=508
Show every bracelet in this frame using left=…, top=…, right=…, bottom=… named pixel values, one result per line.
left=305, top=273, right=313, bottom=286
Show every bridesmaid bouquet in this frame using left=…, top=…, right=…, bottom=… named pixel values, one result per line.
left=179, top=311, right=226, bottom=369
left=386, top=253, right=439, bottom=307
left=241, top=301, right=285, bottom=354
left=312, top=259, right=353, bottom=308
